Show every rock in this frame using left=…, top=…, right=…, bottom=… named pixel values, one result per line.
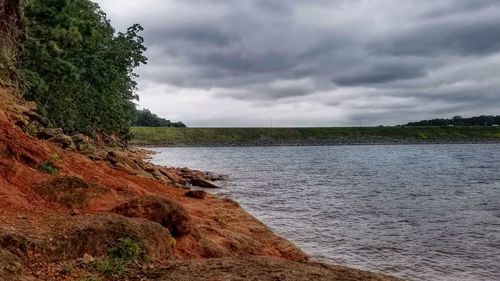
left=36, top=128, right=64, bottom=140
left=25, top=111, right=47, bottom=125
left=149, top=256, right=403, bottom=281
left=159, top=168, right=181, bottom=183
left=106, top=150, right=145, bottom=174
left=203, top=171, right=229, bottom=181
left=69, top=209, right=81, bottom=216
left=149, top=168, right=163, bottom=180
left=115, top=162, right=141, bottom=175
left=40, top=213, right=173, bottom=262
left=185, top=190, right=208, bottom=199
left=174, top=168, right=223, bottom=188
left=77, top=143, right=106, bottom=160
left=189, top=177, right=221, bottom=189
left=107, top=150, right=129, bottom=164
left=70, top=134, right=85, bottom=145
left=47, top=135, right=75, bottom=149
left=82, top=253, right=94, bottom=264
left=111, top=196, right=194, bottom=236
left=108, top=150, right=141, bottom=169
left=77, top=143, right=96, bottom=153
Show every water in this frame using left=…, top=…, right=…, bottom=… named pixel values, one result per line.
left=149, top=144, right=500, bottom=281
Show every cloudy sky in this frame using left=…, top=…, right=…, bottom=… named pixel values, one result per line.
left=94, top=0, right=500, bottom=127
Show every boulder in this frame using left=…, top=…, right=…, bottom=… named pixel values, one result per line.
left=108, top=150, right=141, bottom=168
left=203, top=171, right=229, bottom=181
left=70, top=134, right=85, bottom=145
left=159, top=168, right=182, bottom=183
left=36, top=128, right=64, bottom=140
left=38, top=213, right=173, bottom=262
left=111, top=196, right=194, bottom=236
left=189, top=177, right=220, bottom=189
left=185, top=190, right=208, bottom=199
left=47, top=135, right=75, bottom=149
left=77, top=143, right=106, bottom=160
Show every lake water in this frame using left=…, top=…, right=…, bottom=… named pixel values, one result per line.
left=150, top=144, right=500, bottom=281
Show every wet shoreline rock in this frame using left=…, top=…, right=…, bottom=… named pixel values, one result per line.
left=185, top=190, right=208, bottom=199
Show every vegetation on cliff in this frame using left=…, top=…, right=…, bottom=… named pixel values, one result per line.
left=0, top=0, right=24, bottom=88
left=20, top=0, right=147, bottom=136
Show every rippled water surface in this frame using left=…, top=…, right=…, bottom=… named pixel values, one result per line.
left=150, top=144, right=500, bottom=281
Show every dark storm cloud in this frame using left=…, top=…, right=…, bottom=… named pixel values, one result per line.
left=95, top=0, right=500, bottom=126
left=372, top=13, right=500, bottom=56
left=332, top=64, right=427, bottom=86
left=153, top=27, right=236, bottom=47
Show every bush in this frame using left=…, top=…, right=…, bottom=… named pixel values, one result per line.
left=38, top=154, right=59, bottom=175
left=90, top=237, right=146, bottom=277
left=109, top=237, right=144, bottom=262
left=91, top=259, right=127, bottom=276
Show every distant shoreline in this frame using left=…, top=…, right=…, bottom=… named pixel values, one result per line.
left=133, top=141, right=500, bottom=149
left=133, top=141, right=500, bottom=148
left=130, top=126, right=500, bottom=147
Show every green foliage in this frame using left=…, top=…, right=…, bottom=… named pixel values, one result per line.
left=39, top=153, right=60, bottom=174
left=20, top=0, right=147, bottom=136
left=25, top=122, right=40, bottom=136
left=90, top=237, right=146, bottom=277
left=109, top=237, right=144, bottom=262
left=403, top=115, right=500, bottom=127
left=91, top=259, right=127, bottom=276
left=133, top=108, right=186, bottom=128
left=62, top=266, right=75, bottom=275
left=0, top=0, right=25, bottom=88
left=169, top=236, right=177, bottom=247
left=0, top=38, right=18, bottom=86
left=130, top=126, right=500, bottom=146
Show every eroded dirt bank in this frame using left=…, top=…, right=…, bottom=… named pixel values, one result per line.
left=0, top=88, right=402, bottom=280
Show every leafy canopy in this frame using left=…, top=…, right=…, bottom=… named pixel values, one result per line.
left=133, top=108, right=186, bottom=128
left=402, top=115, right=500, bottom=127
left=20, top=0, right=147, bottom=136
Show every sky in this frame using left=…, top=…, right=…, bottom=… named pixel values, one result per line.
left=94, top=0, right=500, bottom=127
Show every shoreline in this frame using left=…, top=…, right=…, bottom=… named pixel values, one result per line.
left=0, top=97, right=403, bottom=280
left=131, top=139, right=500, bottom=147
left=130, top=126, right=500, bottom=147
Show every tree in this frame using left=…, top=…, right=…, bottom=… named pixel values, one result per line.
left=133, top=108, right=186, bottom=128
left=20, top=0, right=147, bottom=136
left=0, top=0, right=24, bottom=87
left=402, top=115, right=500, bottom=127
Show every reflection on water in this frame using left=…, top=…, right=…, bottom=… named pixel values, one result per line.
left=151, top=144, right=500, bottom=281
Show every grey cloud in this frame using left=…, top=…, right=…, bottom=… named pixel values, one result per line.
left=146, top=26, right=238, bottom=47
left=95, top=0, right=500, bottom=126
left=332, top=64, right=427, bottom=86
left=373, top=14, right=500, bottom=56
left=195, top=52, right=297, bottom=74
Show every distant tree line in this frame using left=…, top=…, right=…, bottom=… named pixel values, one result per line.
left=133, top=109, right=186, bottom=128
left=402, top=115, right=500, bottom=127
